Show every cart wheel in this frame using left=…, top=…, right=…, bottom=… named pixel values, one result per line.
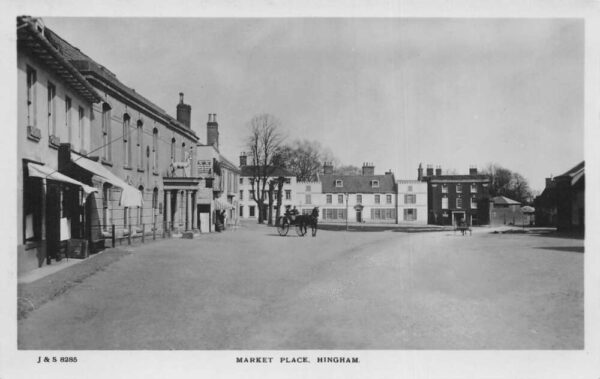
left=277, top=219, right=289, bottom=236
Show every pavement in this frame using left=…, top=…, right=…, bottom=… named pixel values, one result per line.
left=18, top=221, right=583, bottom=349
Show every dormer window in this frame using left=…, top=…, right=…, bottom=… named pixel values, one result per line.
left=371, top=180, right=379, bottom=188
left=335, top=179, right=343, bottom=187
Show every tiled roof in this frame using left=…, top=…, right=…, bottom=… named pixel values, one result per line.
left=321, top=174, right=395, bottom=193
left=17, top=16, right=102, bottom=103
left=240, top=166, right=295, bottom=178
left=424, top=174, right=490, bottom=183
left=43, top=24, right=197, bottom=142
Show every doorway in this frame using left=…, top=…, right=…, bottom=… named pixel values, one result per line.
left=356, top=209, right=362, bottom=223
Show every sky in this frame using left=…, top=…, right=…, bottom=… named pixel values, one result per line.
left=42, top=17, right=584, bottom=191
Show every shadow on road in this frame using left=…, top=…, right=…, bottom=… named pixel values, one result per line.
left=535, top=246, right=584, bottom=254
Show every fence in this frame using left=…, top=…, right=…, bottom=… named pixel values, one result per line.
left=88, top=221, right=176, bottom=252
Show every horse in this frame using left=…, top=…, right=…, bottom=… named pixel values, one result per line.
left=296, top=207, right=319, bottom=237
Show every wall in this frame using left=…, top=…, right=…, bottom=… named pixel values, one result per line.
left=397, top=181, right=428, bottom=224
left=88, top=88, right=197, bottom=237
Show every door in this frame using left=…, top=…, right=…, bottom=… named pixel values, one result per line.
left=356, top=209, right=362, bottom=223
left=45, top=182, right=61, bottom=262
left=453, top=212, right=464, bottom=226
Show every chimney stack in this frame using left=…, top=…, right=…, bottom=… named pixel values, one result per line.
left=362, top=162, right=375, bottom=176
left=176, top=92, right=191, bottom=128
left=435, top=165, right=442, bottom=176
left=239, top=152, right=247, bottom=167
left=469, top=165, right=478, bottom=175
left=426, top=164, right=434, bottom=177
left=323, top=162, right=334, bottom=175
left=207, top=113, right=219, bottom=149
left=417, top=163, right=423, bottom=181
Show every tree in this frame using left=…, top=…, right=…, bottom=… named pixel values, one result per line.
left=246, top=114, right=285, bottom=224
left=482, top=163, right=533, bottom=204
left=275, top=139, right=335, bottom=182
left=333, top=165, right=361, bottom=176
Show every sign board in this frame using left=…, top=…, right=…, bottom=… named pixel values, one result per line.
left=197, top=160, right=212, bottom=175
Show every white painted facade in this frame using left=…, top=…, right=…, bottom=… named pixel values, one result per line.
left=396, top=180, right=428, bottom=224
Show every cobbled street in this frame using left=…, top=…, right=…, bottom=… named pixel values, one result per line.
left=18, top=223, right=583, bottom=350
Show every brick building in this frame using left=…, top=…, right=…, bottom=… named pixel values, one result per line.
left=418, top=164, right=491, bottom=226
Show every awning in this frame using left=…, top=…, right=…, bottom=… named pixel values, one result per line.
left=213, top=198, right=234, bottom=210
left=69, top=153, right=143, bottom=207
left=27, top=163, right=98, bottom=198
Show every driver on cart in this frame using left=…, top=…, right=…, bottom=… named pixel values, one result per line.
left=290, top=206, right=299, bottom=221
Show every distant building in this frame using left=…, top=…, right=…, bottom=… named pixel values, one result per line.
left=295, top=180, right=323, bottom=218
left=238, top=154, right=296, bottom=221
left=320, top=163, right=397, bottom=223
left=196, top=115, right=240, bottom=232
left=397, top=180, right=428, bottom=224
left=418, top=164, right=491, bottom=226
left=534, top=176, right=558, bottom=227
left=555, top=161, right=585, bottom=233
left=489, top=196, right=528, bottom=226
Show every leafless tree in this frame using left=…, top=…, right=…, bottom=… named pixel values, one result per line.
left=246, top=114, right=285, bottom=224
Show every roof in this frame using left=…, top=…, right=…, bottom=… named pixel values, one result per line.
left=43, top=23, right=197, bottom=142
left=397, top=179, right=423, bottom=184
left=492, top=196, right=521, bottom=205
left=556, top=161, right=584, bottom=186
left=17, top=16, right=102, bottom=103
left=240, top=166, right=295, bottom=178
left=219, top=155, right=241, bottom=174
left=424, top=174, right=490, bottom=183
left=557, top=161, right=584, bottom=178
left=321, top=174, right=396, bottom=193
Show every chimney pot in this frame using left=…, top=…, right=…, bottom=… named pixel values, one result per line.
left=179, top=92, right=184, bottom=104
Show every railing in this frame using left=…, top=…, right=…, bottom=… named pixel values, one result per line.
left=89, top=221, right=175, bottom=250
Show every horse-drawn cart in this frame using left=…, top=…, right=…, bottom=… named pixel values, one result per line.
left=276, top=207, right=319, bottom=237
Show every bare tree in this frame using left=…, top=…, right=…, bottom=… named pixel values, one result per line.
left=246, top=114, right=284, bottom=224
left=482, top=163, right=533, bottom=204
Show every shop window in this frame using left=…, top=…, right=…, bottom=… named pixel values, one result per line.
left=23, top=175, right=43, bottom=242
